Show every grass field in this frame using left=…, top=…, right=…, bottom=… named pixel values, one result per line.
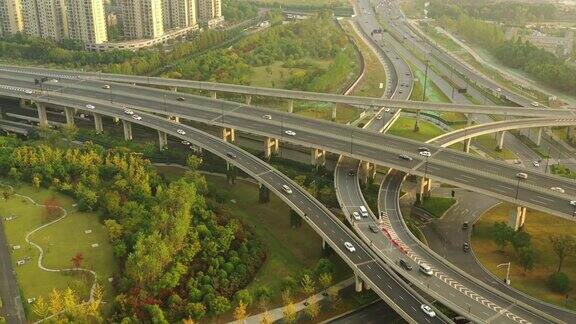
left=251, top=0, right=348, bottom=6
left=420, top=197, right=456, bottom=218
left=474, top=134, right=516, bottom=160
left=0, top=182, right=117, bottom=319
left=156, top=167, right=352, bottom=309
left=250, top=60, right=332, bottom=89
left=342, top=20, right=386, bottom=98
left=388, top=117, right=445, bottom=142
left=471, top=203, right=576, bottom=310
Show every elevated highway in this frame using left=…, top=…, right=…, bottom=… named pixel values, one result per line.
left=1, top=66, right=574, bottom=118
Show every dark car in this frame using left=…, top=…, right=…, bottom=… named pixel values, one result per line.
left=463, top=243, right=470, bottom=253
left=399, top=259, right=413, bottom=271
left=226, top=152, right=237, bottom=159
left=399, top=154, right=413, bottom=161
left=177, top=97, right=186, bottom=101
left=417, top=147, right=429, bottom=152
left=348, top=169, right=356, bottom=176
left=462, top=222, right=469, bottom=230
left=369, top=224, right=379, bottom=233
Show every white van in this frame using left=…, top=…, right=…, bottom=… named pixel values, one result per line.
left=359, top=206, right=369, bottom=217
left=419, top=263, right=433, bottom=276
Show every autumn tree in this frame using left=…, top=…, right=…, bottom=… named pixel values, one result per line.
left=283, top=302, right=297, bottom=324
left=301, top=274, right=316, bottom=296
left=70, top=252, right=84, bottom=268
left=43, top=196, right=61, bottom=219
left=31, top=296, right=50, bottom=319
left=305, top=295, right=320, bottom=320
left=549, top=234, right=576, bottom=273
left=233, top=300, right=247, bottom=322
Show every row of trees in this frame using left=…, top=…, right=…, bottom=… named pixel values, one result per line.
left=0, top=135, right=266, bottom=322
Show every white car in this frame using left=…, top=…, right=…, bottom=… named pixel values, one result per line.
left=123, top=109, right=134, bottom=115
left=102, top=84, right=111, bottom=89
left=181, top=140, right=191, bottom=145
left=262, top=114, right=272, bottom=120
left=132, top=115, right=142, bottom=121
left=419, top=151, right=431, bottom=157
left=85, top=104, right=95, bottom=109
left=384, top=108, right=391, bottom=112
left=570, top=200, right=576, bottom=206
left=420, top=304, right=436, bottom=317
left=284, top=130, right=296, bottom=136
left=344, top=242, right=356, bottom=252
left=352, top=212, right=361, bottom=220
left=550, top=187, right=565, bottom=194
left=376, top=115, right=383, bottom=120
left=24, top=89, right=33, bottom=95
left=533, top=161, right=540, bottom=167
left=530, top=101, right=539, bottom=107
left=282, top=185, right=293, bottom=194
left=176, top=129, right=186, bottom=135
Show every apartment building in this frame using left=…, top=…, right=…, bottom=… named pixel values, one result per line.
left=66, top=0, right=108, bottom=44
left=20, top=0, right=68, bottom=41
left=162, top=0, right=197, bottom=30
left=121, top=0, right=164, bottom=39
left=0, top=0, right=24, bottom=36
left=196, top=0, right=222, bottom=27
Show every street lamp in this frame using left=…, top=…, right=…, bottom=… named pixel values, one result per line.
left=497, top=262, right=511, bottom=285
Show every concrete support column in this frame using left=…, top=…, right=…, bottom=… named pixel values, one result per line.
left=311, top=148, right=326, bottom=166
left=245, top=95, right=252, bottom=105
left=122, top=120, right=133, bottom=141
left=94, top=113, right=104, bottom=134
left=533, top=127, right=543, bottom=147
left=508, top=206, right=527, bottom=231
left=355, top=274, right=363, bottom=293
left=36, top=103, right=48, bottom=127
left=567, top=126, right=574, bottom=141
left=169, top=116, right=180, bottom=123
left=466, top=113, right=473, bottom=126
left=496, top=131, right=506, bottom=151
left=359, top=161, right=376, bottom=184
left=64, top=107, right=75, bottom=126
left=19, top=98, right=28, bottom=109
left=221, top=127, right=236, bottom=142
left=331, top=106, right=337, bottom=121
left=417, top=177, right=432, bottom=203
left=158, top=131, right=168, bottom=150
left=170, top=87, right=178, bottom=92
left=463, top=138, right=471, bottom=153
left=287, top=99, right=294, bottom=113
left=211, top=91, right=217, bottom=99
left=264, top=137, right=279, bottom=159
left=414, top=110, right=421, bottom=131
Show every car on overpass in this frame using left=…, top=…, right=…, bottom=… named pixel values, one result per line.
left=344, top=241, right=356, bottom=252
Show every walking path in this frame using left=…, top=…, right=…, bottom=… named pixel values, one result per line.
left=0, top=184, right=99, bottom=323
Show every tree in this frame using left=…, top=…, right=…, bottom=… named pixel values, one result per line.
left=517, top=247, right=536, bottom=274
left=234, top=289, right=252, bottom=307
left=492, top=221, right=514, bottom=252
left=511, top=231, right=531, bottom=254
left=209, top=296, right=231, bottom=316
left=326, top=286, right=340, bottom=309
left=283, top=302, right=297, bottom=323
left=147, top=304, right=169, bottom=324
left=186, top=302, right=206, bottom=320
left=255, top=286, right=270, bottom=311
left=301, top=274, right=316, bottom=296
left=319, top=272, right=333, bottom=291
left=548, top=272, right=570, bottom=293
left=305, top=295, right=320, bottom=320
left=549, top=234, right=576, bottom=273
left=44, top=196, right=61, bottom=219
left=233, top=300, right=247, bottom=322
left=31, top=296, right=50, bottom=319
left=70, top=252, right=84, bottom=268
left=48, top=288, right=63, bottom=315
left=260, top=310, right=272, bottom=324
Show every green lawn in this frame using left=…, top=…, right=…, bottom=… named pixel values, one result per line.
left=472, top=204, right=576, bottom=310
left=252, top=0, right=348, bottom=6
left=419, top=197, right=456, bottom=218
left=0, top=183, right=117, bottom=319
left=474, top=134, right=516, bottom=160
left=388, top=117, right=445, bottom=142
left=250, top=60, right=331, bottom=89
left=294, top=102, right=360, bottom=124
left=155, top=166, right=352, bottom=309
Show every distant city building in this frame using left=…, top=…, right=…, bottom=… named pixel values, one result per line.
left=0, top=0, right=24, bottom=36
left=66, top=0, right=108, bottom=44
left=162, top=0, right=197, bottom=30
left=20, top=0, right=68, bottom=41
left=121, top=0, right=164, bottom=39
left=196, top=0, right=223, bottom=28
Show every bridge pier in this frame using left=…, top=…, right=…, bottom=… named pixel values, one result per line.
left=417, top=177, right=432, bottom=204
left=463, top=138, right=471, bottom=153
left=567, top=126, right=574, bottom=141
left=170, top=86, right=178, bottom=92
left=245, top=95, right=252, bottom=105
left=354, top=274, right=364, bottom=293
left=36, top=103, right=48, bottom=127
left=19, top=98, right=28, bottom=109
left=169, top=115, right=180, bottom=123
left=122, top=120, right=133, bottom=141
left=359, top=161, right=376, bottom=184
left=264, top=137, right=279, bottom=159
left=64, top=107, right=75, bottom=126
left=414, top=110, right=420, bottom=131
left=94, top=113, right=104, bottom=133
left=311, top=148, right=326, bottom=166
left=530, top=127, right=543, bottom=147
left=158, top=131, right=168, bottom=150
left=211, top=91, right=217, bottom=99
left=496, top=131, right=506, bottom=151
left=466, top=113, right=473, bottom=126
left=508, top=206, right=527, bottom=231
left=221, top=127, right=236, bottom=142
left=331, top=106, right=337, bottom=121
left=287, top=99, right=294, bottom=113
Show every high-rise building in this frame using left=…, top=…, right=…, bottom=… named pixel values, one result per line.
left=66, top=0, right=108, bottom=44
left=121, top=0, right=164, bottom=39
left=0, top=0, right=24, bottom=37
left=196, top=0, right=222, bottom=27
left=162, top=0, right=197, bottom=30
left=21, top=0, right=68, bottom=41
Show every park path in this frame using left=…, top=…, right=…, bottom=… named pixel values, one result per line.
left=0, top=184, right=99, bottom=322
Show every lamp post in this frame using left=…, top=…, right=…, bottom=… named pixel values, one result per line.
left=497, top=262, right=511, bottom=285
